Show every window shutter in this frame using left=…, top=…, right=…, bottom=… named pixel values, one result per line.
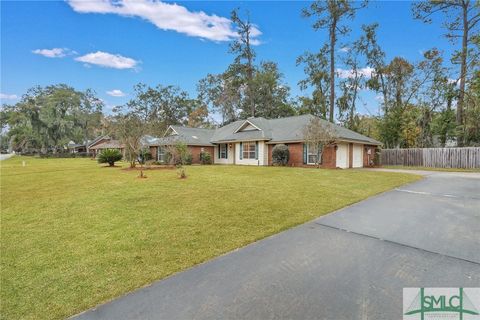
left=240, top=142, right=243, bottom=160
left=303, top=143, right=307, bottom=164
left=255, top=141, right=258, bottom=160
left=225, top=144, right=228, bottom=159
left=217, top=145, right=220, bottom=159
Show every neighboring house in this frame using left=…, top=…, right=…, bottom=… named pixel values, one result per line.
left=148, top=115, right=381, bottom=168
left=87, top=136, right=125, bottom=157
left=66, top=141, right=87, bottom=153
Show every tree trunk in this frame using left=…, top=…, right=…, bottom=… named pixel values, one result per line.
left=246, top=23, right=255, bottom=118
left=329, top=20, right=337, bottom=123
left=456, top=1, right=469, bottom=146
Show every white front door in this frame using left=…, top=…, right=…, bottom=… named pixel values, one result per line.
left=336, top=143, right=348, bottom=169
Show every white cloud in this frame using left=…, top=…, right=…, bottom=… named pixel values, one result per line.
left=336, top=67, right=374, bottom=79
left=106, top=89, right=126, bottom=97
left=339, top=47, right=350, bottom=53
left=75, top=51, right=139, bottom=69
left=67, top=0, right=261, bottom=43
left=0, top=93, right=18, bottom=100
left=448, top=78, right=460, bottom=85
left=32, top=48, right=75, bottom=58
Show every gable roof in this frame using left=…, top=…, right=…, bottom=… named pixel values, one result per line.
left=149, top=125, right=215, bottom=146
left=89, top=140, right=124, bottom=149
left=145, top=115, right=381, bottom=147
left=87, top=135, right=110, bottom=149
left=212, top=115, right=381, bottom=145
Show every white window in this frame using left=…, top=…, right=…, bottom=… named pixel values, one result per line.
left=307, top=144, right=321, bottom=164
left=219, top=144, right=227, bottom=159
left=158, top=146, right=166, bottom=163
left=242, top=142, right=256, bottom=159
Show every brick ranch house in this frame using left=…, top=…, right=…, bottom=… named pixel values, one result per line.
left=87, top=136, right=125, bottom=158
left=147, top=114, right=381, bottom=168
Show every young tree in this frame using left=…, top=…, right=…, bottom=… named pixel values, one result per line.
left=302, top=0, right=368, bottom=122
left=302, top=117, right=338, bottom=167
left=115, top=112, right=146, bottom=177
left=413, top=0, right=480, bottom=145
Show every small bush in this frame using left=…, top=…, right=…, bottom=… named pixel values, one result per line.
left=166, top=142, right=192, bottom=166
left=200, top=151, right=212, bottom=164
left=38, top=152, right=93, bottom=158
left=137, top=148, right=152, bottom=165
left=98, top=149, right=123, bottom=166
left=177, top=167, right=187, bottom=179
left=272, top=144, right=289, bottom=166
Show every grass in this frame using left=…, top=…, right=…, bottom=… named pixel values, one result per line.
left=1, top=157, right=421, bottom=319
left=382, top=165, right=480, bottom=172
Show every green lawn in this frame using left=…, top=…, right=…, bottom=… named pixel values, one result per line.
left=1, top=157, right=421, bottom=319
left=382, top=165, right=480, bottom=172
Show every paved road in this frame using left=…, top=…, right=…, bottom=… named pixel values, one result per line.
left=0, top=153, right=14, bottom=161
left=73, top=170, right=480, bottom=320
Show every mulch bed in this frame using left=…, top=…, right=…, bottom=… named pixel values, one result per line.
left=121, top=165, right=176, bottom=171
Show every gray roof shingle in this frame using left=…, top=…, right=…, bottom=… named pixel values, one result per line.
left=146, top=115, right=381, bottom=146
left=149, top=126, right=215, bottom=146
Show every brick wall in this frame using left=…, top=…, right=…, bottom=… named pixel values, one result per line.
left=363, top=145, right=378, bottom=167
left=189, top=146, right=214, bottom=164
left=150, top=146, right=157, bottom=160
left=149, top=145, right=214, bottom=164
left=348, top=143, right=353, bottom=168
left=268, top=143, right=337, bottom=168
left=321, top=145, right=336, bottom=168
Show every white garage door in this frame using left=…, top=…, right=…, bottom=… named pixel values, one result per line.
left=336, top=143, right=348, bottom=168
left=352, top=144, right=363, bottom=168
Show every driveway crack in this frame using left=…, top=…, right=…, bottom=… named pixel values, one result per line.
left=314, top=222, right=480, bottom=266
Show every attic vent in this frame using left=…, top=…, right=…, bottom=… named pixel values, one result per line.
left=192, top=135, right=198, bottom=139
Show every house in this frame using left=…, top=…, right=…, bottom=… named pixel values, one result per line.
left=87, top=136, right=125, bottom=157
left=66, top=141, right=87, bottom=153
left=147, top=114, right=381, bottom=168
left=147, top=127, right=215, bottom=164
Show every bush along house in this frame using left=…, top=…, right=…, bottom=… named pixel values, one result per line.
left=147, top=114, right=381, bottom=168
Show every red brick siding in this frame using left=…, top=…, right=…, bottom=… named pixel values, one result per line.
left=321, top=145, right=336, bottom=168
left=348, top=143, right=353, bottom=168
left=189, top=146, right=214, bottom=164
left=150, top=146, right=157, bottom=160
left=149, top=145, right=213, bottom=164
left=267, top=143, right=336, bottom=168
left=363, top=145, right=378, bottom=167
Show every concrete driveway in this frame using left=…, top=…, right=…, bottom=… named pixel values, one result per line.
left=73, top=170, right=480, bottom=320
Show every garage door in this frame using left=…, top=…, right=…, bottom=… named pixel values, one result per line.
left=352, top=144, right=363, bottom=168
left=336, top=143, right=348, bottom=168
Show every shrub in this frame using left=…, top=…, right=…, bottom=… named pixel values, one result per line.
left=137, top=148, right=152, bottom=165
left=38, top=152, right=93, bottom=158
left=272, top=144, right=289, bottom=166
left=97, top=149, right=123, bottom=166
left=166, top=142, right=192, bottom=166
left=200, top=151, right=212, bottom=164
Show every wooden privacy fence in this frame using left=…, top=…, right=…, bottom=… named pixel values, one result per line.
left=380, top=147, right=480, bottom=168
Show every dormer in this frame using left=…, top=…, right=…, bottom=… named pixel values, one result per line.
left=164, top=126, right=179, bottom=137
left=234, top=120, right=262, bottom=133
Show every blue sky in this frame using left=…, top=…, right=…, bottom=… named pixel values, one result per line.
left=1, top=1, right=456, bottom=116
